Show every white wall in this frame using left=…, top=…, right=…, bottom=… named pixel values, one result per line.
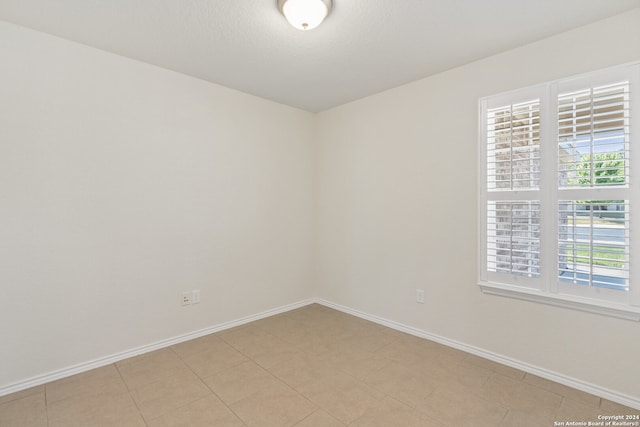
left=0, top=22, right=315, bottom=388
left=2, top=8, right=640, bottom=402
left=315, top=9, right=640, bottom=399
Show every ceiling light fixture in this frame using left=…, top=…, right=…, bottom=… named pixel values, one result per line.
left=277, top=0, right=332, bottom=31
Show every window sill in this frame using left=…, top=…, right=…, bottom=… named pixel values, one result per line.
left=478, top=282, right=640, bottom=321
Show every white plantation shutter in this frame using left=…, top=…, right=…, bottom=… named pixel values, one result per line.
left=483, top=93, right=542, bottom=288
left=558, top=200, right=629, bottom=291
left=487, top=100, right=540, bottom=190
left=558, top=82, right=630, bottom=188
left=556, top=76, right=632, bottom=297
left=487, top=201, right=540, bottom=277
left=479, top=63, right=640, bottom=316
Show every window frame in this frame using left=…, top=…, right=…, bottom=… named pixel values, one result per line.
left=478, top=63, right=640, bottom=321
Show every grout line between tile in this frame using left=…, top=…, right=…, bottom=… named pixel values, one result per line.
left=113, top=362, right=149, bottom=426
left=44, top=383, right=49, bottom=427
left=198, top=376, right=248, bottom=426
left=4, top=305, right=638, bottom=426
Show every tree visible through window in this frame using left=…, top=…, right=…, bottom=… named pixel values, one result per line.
left=557, top=81, right=630, bottom=292
left=479, top=64, right=639, bottom=313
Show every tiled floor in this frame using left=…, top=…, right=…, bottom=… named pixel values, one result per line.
left=1, top=304, right=638, bottom=426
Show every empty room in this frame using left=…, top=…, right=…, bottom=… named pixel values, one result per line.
left=1, top=1, right=640, bottom=426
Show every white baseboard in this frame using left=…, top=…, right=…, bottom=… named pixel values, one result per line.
left=3, top=296, right=638, bottom=411
left=315, top=298, right=640, bottom=411
left=0, top=299, right=315, bottom=398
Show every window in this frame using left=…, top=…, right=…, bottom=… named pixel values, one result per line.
left=479, top=64, right=640, bottom=320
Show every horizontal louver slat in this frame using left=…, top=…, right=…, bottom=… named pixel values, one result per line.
left=487, top=100, right=540, bottom=191
left=557, top=200, right=630, bottom=291
left=482, top=64, right=638, bottom=306
left=557, top=81, right=629, bottom=189
left=487, top=201, right=540, bottom=277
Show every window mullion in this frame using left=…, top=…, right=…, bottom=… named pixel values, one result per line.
left=629, top=67, right=640, bottom=307
left=509, top=105, right=514, bottom=189
left=590, top=88, right=595, bottom=186
left=480, top=62, right=640, bottom=318
left=589, top=208, right=594, bottom=286
left=572, top=202, right=577, bottom=283
left=541, top=84, right=558, bottom=294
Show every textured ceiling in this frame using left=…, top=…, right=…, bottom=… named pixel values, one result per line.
left=1, top=0, right=639, bottom=112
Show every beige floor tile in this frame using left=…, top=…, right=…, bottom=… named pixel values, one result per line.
left=293, top=409, right=345, bottom=427
left=146, top=395, right=244, bottom=427
left=279, top=328, right=321, bottom=346
left=375, top=341, right=431, bottom=366
left=215, top=322, right=253, bottom=338
left=480, top=373, right=562, bottom=422
left=362, top=361, right=437, bottom=407
left=301, top=314, right=345, bottom=329
left=314, top=323, right=364, bottom=343
left=479, top=373, right=521, bottom=406
left=0, top=385, right=44, bottom=406
left=47, top=390, right=144, bottom=427
left=321, top=345, right=381, bottom=378
left=350, top=396, right=444, bottom=427
left=410, top=354, right=457, bottom=386
left=222, top=328, right=285, bottom=359
left=600, top=399, right=640, bottom=415
left=555, top=398, right=603, bottom=423
left=46, top=364, right=127, bottom=403
left=0, top=393, right=47, bottom=427
left=326, top=319, right=381, bottom=338
left=230, top=381, right=317, bottom=427
left=129, top=370, right=211, bottom=421
left=181, top=340, right=248, bottom=378
left=289, top=325, right=332, bottom=344
left=416, top=382, right=507, bottom=427
left=296, top=372, right=383, bottom=424
left=254, top=313, right=309, bottom=338
left=463, top=354, right=526, bottom=380
left=500, top=410, right=553, bottom=427
left=509, top=381, right=563, bottom=418
left=337, top=353, right=391, bottom=381
left=378, top=327, right=414, bottom=340
left=523, top=374, right=601, bottom=407
left=278, top=312, right=316, bottom=329
left=431, top=344, right=470, bottom=363
left=117, top=348, right=191, bottom=389
left=289, top=334, right=334, bottom=355
left=4, top=306, right=629, bottom=427
left=445, top=359, right=493, bottom=390
left=394, top=335, right=460, bottom=361
left=287, top=303, right=335, bottom=317
left=268, top=353, right=339, bottom=388
left=202, top=360, right=281, bottom=405
left=250, top=340, right=304, bottom=370
left=217, top=323, right=276, bottom=351
left=115, top=347, right=169, bottom=367
left=339, top=330, right=398, bottom=353
left=49, top=413, right=146, bottom=427
left=171, top=333, right=225, bottom=359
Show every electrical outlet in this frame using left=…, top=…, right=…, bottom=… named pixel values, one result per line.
left=181, top=291, right=191, bottom=306
left=192, top=289, right=201, bottom=304
left=416, top=289, right=425, bottom=304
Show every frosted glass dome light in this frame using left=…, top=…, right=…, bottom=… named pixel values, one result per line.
left=278, top=0, right=332, bottom=31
